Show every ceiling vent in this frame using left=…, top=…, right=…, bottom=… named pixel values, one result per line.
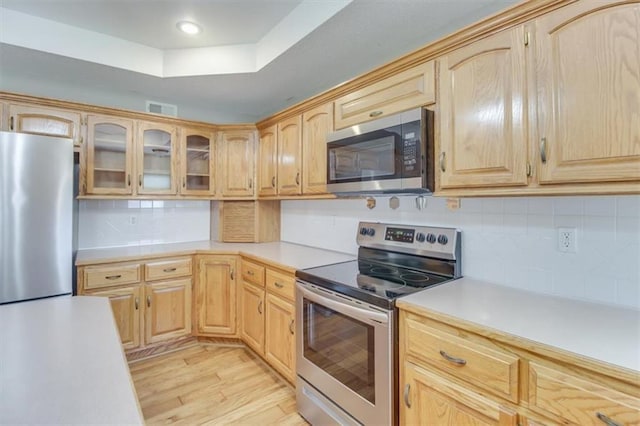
left=145, top=100, right=178, bottom=117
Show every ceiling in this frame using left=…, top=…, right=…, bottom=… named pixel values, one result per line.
left=0, top=0, right=520, bottom=123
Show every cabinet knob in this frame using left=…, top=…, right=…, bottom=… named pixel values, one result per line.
left=146, top=296, right=151, bottom=308
left=403, top=384, right=411, bottom=408
left=134, top=297, right=139, bottom=310
left=274, top=282, right=284, bottom=289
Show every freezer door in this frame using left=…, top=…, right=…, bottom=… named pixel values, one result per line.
left=0, top=131, right=73, bottom=304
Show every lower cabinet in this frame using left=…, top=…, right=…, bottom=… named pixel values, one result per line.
left=264, top=292, right=295, bottom=382
left=195, top=255, right=238, bottom=336
left=92, top=285, right=142, bottom=351
left=240, top=281, right=265, bottom=353
left=402, top=361, right=518, bottom=426
left=144, top=279, right=192, bottom=345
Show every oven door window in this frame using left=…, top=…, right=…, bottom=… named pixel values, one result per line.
left=302, top=297, right=375, bottom=404
left=327, top=128, right=401, bottom=184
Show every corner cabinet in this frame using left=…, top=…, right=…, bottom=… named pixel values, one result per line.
left=535, top=0, right=640, bottom=185
left=179, top=128, right=216, bottom=196
left=302, top=103, right=333, bottom=195
left=136, top=121, right=178, bottom=195
left=92, top=285, right=142, bottom=351
left=86, top=114, right=134, bottom=195
left=219, top=130, right=256, bottom=198
left=438, top=25, right=529, bottom=190
left=195, top=255, right=238, bottom=336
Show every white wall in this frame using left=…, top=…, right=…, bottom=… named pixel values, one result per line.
left=78, top=200, right=210, bottom=249
left=281, top=195, right=640, bottom=309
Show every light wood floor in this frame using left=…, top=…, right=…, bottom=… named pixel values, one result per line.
left=129, top=344, right=308, bottom=425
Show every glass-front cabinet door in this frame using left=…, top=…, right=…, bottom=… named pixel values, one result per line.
left=86, top=115, right=134, bottom=195
left=180, top=128, right=215, bottom=196
left=136, top=121, right=177, bottom=195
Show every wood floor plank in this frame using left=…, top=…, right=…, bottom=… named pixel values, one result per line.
left=130, top=344, right=307, bottom=425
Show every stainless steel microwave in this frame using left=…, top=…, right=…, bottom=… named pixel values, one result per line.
left=326, top=108, right=434, bottom=195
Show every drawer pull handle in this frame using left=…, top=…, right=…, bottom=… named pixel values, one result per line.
left=247, top=270, right=254, bottom=276
left=258, top=300, right=263, bottom=314
left=105, top=274, right=122, bottom=280
left=403, top=384, right=411, bottom=408
left=439, top=152, right=446, bottom=173
left=289, top=319, right=294, bottom=335
left=596, top=413, right=622, bottom=426
left=439, top=350, right=467, bottom=366
left=134, top=297, right=139, bottom=310
left=163, top=267, right=177, bottom=273
left=147, top=296, right=151, bottom=308
left=369, top=111, right=383, bottom=118
left=274, top=282, right=284, bottom=289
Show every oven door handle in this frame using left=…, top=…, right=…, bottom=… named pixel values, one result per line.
left=298, top=283, right=389, bottom=325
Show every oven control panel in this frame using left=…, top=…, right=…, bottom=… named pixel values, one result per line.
left=357, top=221, right=460, bottom=260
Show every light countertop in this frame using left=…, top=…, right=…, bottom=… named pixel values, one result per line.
left=0, top=296, right=144, bottom=425
left=76, top=240, right=355, bottom=271
left=397, top=278, right=640, bottom=373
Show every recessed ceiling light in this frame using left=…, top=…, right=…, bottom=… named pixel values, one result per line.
left=177, top=21, right=202, bottom=35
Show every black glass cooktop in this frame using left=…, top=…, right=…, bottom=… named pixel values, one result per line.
left=296, top=259, right=452, bottom=309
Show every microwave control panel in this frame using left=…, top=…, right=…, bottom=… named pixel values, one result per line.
left=402, top=120, right=421, bottom=173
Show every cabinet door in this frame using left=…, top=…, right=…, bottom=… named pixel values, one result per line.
left=277, top=115, right=302, bottom=195
left=86, top=115, right=134, bottom=195
left=180, top=128, right=215, bottom=196
left=438, top=26, right=528, bottom=189
left=92, top=286, right=142, bottom=350
left=219, top=131, right=255, bottom=197
left=144, top=278, right=192, bottom=345
left=258, top=125, right=278, bottom=196
left=535, top=1, right=640, bottom=184
left=302, top=103, right=333, bottom=195
left=240, top=281, right=265, bottom=354
left=9, top=104, right=81, bottom=144
left=401, top=362, right=518, bottom=426
left=136, top=121, right=178, bottom=195
left=196, top=255, right=237, bottom=335
left=264, top=293, right=295, bottom=383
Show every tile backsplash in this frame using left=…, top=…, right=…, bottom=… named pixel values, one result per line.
left=281, top=195, right=640, bottom=309
left=78, top=200, right=210, bottom=249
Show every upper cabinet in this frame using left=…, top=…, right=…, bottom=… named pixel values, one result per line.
left=136, top=121, right=178, bottom=195
left=258, top=125, right=278, bottom=197
left=86, top=114, right=134, bottom=195
left=277, top=115, right=302, bottom=195
left=8, top=104, right=82, bottom=145
left=302, top=103, right=333, bottom=195
left=334, top=61, right=436, bottom=130
left=534, top=0, right=640, bottom=185
left=180, top=128, right=216, bottom=196
left=438, top=26, right=529, bottom=189
left=219, top=130, right=255, bottom=198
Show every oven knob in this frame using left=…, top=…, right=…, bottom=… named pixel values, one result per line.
left=416, top=232, right=426, bottom=243
left=437, top=234, right=448, bottom=245
left=366, top=227, right=376, bottom=237
left=426, top=233, right=436, bottom=244
left=359, top=227, right=368, bottom=236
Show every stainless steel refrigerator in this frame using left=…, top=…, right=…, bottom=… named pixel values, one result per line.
left=0, top=131, right=73, bottom=304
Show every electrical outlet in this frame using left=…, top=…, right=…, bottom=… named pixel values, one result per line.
left=129, top=216, right=137, bottom=225
left=557, top=227, right=577, bottom=253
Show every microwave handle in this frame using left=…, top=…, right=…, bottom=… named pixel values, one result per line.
left=297, top=282, right=389, bottom=325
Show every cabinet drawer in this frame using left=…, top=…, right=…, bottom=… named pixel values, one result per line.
left=334, top=61, right=435, bottom=129
left=529, top=361, right=640, bottom=425
left=403, top=314, right=519, bottom=402
left=242, top=260, right=265, bottom=287
left=265, top=269, right=295, bottom=301
left=84, top=264, right=141, bottom=290
left=145, top=257, right=192, bottom=281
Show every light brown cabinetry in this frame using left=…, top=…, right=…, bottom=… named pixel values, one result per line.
left=219, top=130, right=255, bottom=198
left=302, top=103, right=333, bottom=194
left=8, top=103, right=82, bottom=144
left=534, top=0, right=640, bottom=185
left=238, top=257, right=296, bottom=383
left=78, top=256, right=192, bottom=351
left=438, top=26, right=528, bottom=189
left=258, top=125, right=278, bottom=196
left=195, top=255, right=238, bottom=336
left=334, top=61, right=436, bottom=130
left=180, top=128, right=216, bottom=196
left=218, top=200, right=280, bottom=243
left=136, top=121, right=178, bottom=195
left=277, top=115, right=302, bottom=195
left=86, top=114, right=134, bottom=195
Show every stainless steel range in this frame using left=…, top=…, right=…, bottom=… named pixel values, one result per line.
left=295, top=221, right=462, bottom=425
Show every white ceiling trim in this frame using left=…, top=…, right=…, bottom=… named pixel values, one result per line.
left=0, top=1, right=351, bottom=78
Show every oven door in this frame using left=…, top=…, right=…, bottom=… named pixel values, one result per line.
left=296, top=280, right=393, bottom=426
